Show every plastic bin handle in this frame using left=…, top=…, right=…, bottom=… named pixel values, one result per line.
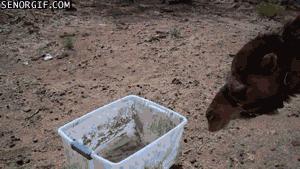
left=71, top=141, right=93, bottom=160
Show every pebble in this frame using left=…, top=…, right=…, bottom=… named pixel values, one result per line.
left=23, top=61, right=29, bottom=65
left=33, top=139, right=38, bottom=143
left=23, top=107, right=31, bottom=113
left=9, top=143, right=16, bottom=148
left=16, top=159, right=24, bottom=166
left=172, top=78, right=182, bottom=85
left=190, top=159, right=197, bottom=164
left=183, top=149, right=192, bottom=155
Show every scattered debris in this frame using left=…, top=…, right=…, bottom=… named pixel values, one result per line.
left=23, top=61, right=29, bottom=65
left=43, top=53, right=54, bottom=61
left=172, top=78, right=182, bottom=85
left=25, top=109, right=41, bottom=120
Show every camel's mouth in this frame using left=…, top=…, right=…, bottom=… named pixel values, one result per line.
left=208, top=121, right=228, bottom=132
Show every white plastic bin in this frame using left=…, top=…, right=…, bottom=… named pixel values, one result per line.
left=58, top=95, right=188, bottom=169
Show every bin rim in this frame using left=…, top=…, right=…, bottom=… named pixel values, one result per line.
left=57, top=95, right=188, bottom=165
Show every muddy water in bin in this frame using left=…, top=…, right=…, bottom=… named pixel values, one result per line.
left=96, top=116, right=146, bottom=163
left=99, top=132, right=146, bottom=163
left=96, top=111, right=176, bottom=163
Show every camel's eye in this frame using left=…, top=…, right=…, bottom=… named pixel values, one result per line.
left=230, top=86, right=247, bottom=101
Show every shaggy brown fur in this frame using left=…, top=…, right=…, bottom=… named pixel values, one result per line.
left=206, top=16, right=300, bottom=132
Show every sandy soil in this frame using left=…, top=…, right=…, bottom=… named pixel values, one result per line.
left=0, top=1, right=299, bottom=169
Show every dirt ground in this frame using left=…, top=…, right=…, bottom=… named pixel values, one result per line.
left=0, top=1, right=300, bottom=169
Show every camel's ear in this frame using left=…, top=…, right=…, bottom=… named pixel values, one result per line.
left=261, top=53, right=278, bottom=72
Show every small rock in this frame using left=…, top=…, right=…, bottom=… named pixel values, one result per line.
left=145, top=36, right=160, bottom=42
left=11, top=136, right=20, bottom=141
left=33, top=139, right=38, bottom=143
left=82, top=32, right=90, bottom=37
left=287, top=113, right=299, bottom=118
left=192, top=80, right=199, bottom=86
left=190, top=159, right=196, bottom=164
left=59, top=91, right=66, bottom=96
left=183, top=149, right=192, bottom=155
left=9, top=143, right=16, bottom=148
left=16, top=159, right=24, bottom=166
left=28, top=26, right=40, bottom=34
left=43, top=53, right=54, bottom=61
left=171, top=78, right=182, bottom=85
left=23, top=107, right=31, bottom=113
left=23, top=61, right=29, bottom=65
left=25, top=159, right=30, bottom=164
left=274, top=164, right=284, bottom=168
